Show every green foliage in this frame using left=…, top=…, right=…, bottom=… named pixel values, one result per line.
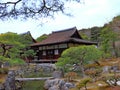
left=36, top=34, right=48, bottom=42
left=80, top=33, right=90, bottom=40
left=0, top=32, right=20, bottom=44
left=76, top=77, right=92, bottom=90
left=0, top=32, right=35, bottom=65
left=100, top=26, right=118, bottom=58
left=0, top=32, right=25, bottom=58
left=19, top=32, right=35, bottom=45
left=22, top=49, right=36, bottom=57
left=56, top=45, right=102, bottom=67
left=56, top=45, right=102, bottom=77
left=0, top=56, right=25, bottom=66
left=9, top=58, right=25, bottom=65
left=91, top=27, right=101, bottom=42
left=0, top=56, right=11, bottom=62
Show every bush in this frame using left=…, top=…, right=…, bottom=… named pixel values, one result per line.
left=85, top=67, right=102, bottom=81
left=0, top=55, right=25, bottom=66
left=9, top=58, right=25, bottom=65
left=76, top=77, right=92, bottom=90
left=0, top=56, right=11, bottom=63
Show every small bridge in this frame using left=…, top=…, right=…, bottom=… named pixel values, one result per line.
left=15, top=77, right=54, bottom=81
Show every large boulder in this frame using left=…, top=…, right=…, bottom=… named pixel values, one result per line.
left=36, top=64, right=56, bottom=73
left=0, top=84, right=4, bottom=90
left=52, top=71, right=64, bottom=78
left=48, top=85, right=59, bottom=90
left=4, top=70, right=16, bottom=90
left=44, top=79, right=75, bottom=90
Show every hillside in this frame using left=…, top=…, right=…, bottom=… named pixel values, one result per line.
left=79, top=15, right=120, bottom=57
left=79, top=15, right=120, bottom=41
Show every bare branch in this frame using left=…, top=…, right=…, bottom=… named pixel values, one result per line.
left=0, top=0, right=80, bottom=20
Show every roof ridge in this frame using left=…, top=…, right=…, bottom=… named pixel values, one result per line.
left=52, top=27, right=77, bottom=33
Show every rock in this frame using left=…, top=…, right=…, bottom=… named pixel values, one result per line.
left=44, top=79, right=59, bottom=89
left=58, top=79, right=66, bottom=87
left=102, top=66, right=110, bottom=73
left=3, top=62, right=10, bottom=68
left=48, top=85, right=60, bottom=90
left=61, top=86, right=69, bottom=90
left=36, top=64, right=56, bottom=73
left=44, top=79, right=75, bottom=90
left=0, top=84, right=4, bottom=90
left=64, top=82, right=75, bottom=88
left=52, top=71, right=64, bottom=78
left=4, top=70, right=16, bottom=90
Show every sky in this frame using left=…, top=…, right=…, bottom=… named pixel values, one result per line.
left=0, top=0, right=120, bottom=39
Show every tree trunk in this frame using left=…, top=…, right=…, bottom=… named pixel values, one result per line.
left=1, top=44, right=7, bottom=56
left=79, top=61, right=86, bottom=77
left=112, top=41, right=118, bottom=57
left=85, top=84, right=87, bottom=90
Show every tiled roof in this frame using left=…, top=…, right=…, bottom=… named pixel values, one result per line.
left=31, top=27, right=97, bottom=46
left=69, top=38, right=97, bottom=45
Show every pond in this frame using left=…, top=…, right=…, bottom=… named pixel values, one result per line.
left=22, top=81, right=45, bottom=90
left=19, top=66, right=52, bottom=90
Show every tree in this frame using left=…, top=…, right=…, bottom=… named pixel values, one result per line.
left=99, top=25, right=118, bottom=58
left=0, top=32, right=23, bottom=58
left=79, top=32, right=90, bottom=40
left=21, top=49, right=36, bottom=62
left=0, top=32, right=35, bottom=64
left=36, top=34, right=48, bottom=42
left=0, top=0, right=80, bottom=20
left=91, top=27, right=101, bottom=42
left=56, top=45, right=102, bottom=77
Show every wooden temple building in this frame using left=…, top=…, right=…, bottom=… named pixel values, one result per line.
left=31, top=27, right=97, bottom=63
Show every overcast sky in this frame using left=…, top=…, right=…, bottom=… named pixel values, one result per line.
left=0, top=0, right=120, bottom=39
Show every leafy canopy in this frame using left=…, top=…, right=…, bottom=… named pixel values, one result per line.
left=0, top=32, right=35, bottom=65
left=100, top=25, right=118, bottom=57
left=56, top=45, right=102, bottom=67
left=36, top=34, right=48, bottom=42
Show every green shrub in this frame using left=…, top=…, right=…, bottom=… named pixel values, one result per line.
left=76, top=77, right=92, bottom=90
left=0, top=56, right=11, bottom=62
left=9, top=58, right=25, bottom=65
